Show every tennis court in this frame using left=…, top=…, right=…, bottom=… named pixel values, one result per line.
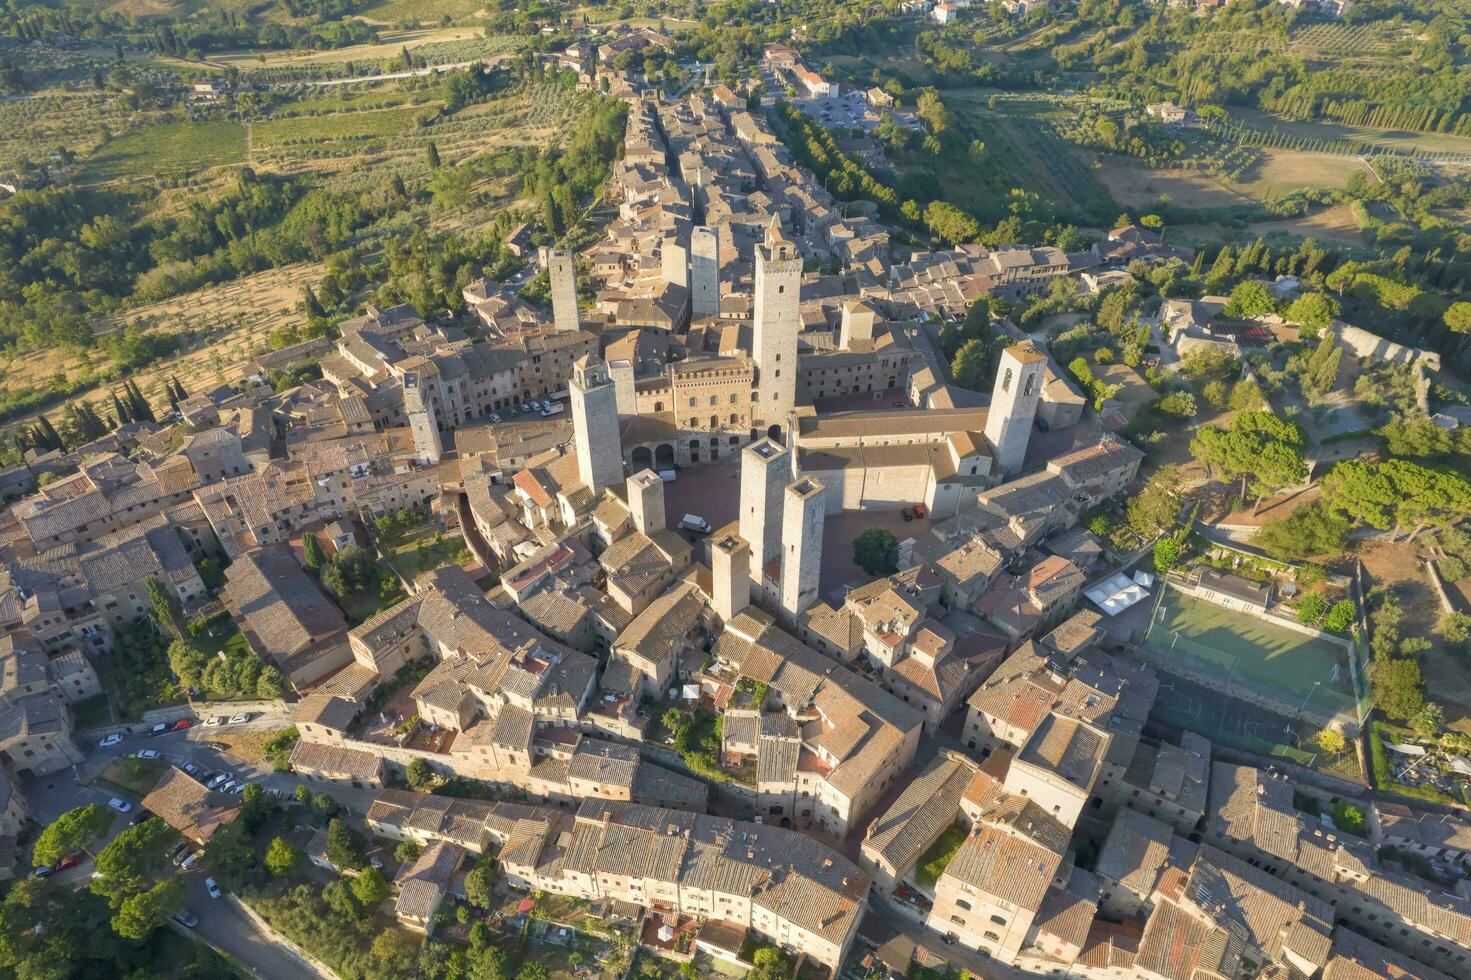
left=1145, top=586, right=1356, bottom=716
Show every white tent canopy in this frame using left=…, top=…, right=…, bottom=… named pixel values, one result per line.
left=1086, top=570, right=1152, bottom=617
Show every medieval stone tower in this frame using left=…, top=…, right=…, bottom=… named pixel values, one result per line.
left=780, top=476, right=826, bottom=622
left=740, top=438, right=790, bottom=587
left=626, top=469, right=666, bottom=536
left=545, top=247, right=580, bottom=333
left=983, top=342, right=1048, bottom=476
left=752, top=221, right=801, bottom=430
left=710, top=531, right=751, bottom=624
left=570, top=355, right=623, bottom=493
left=690, top=225, right=720, bottom=318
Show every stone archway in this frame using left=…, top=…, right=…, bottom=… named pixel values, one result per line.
left=767, top=423, right=782, bottom=443
left=655, top=443, right=675, bottom=468
left=631, top=446, right=653, bottom=471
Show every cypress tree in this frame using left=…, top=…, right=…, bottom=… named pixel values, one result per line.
left=113, top=391, right=132, bottom=425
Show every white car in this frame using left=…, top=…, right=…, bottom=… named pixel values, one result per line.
left=98, top=733, right=123, bottom=748
left=227, top=713, right=250, bottom=725
left=107, top=798, right=132, bottom=813
left=489, top=413, right=502, bottom=423
left=205, top=877, right=222, bottom=899
left=202, top=717, right=223, bottom=728
left=133, top=749, right=159, bottom=760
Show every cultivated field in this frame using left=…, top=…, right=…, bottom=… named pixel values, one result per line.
left=1089, top=156, right=1249, bottom=209
left=81, top=118, right=246, bottom=183
left=206, top=26, right=486, bottom=68
left=1, top=263, right=322, bottom=429
left=1219, top=148, right=1368, bottom=202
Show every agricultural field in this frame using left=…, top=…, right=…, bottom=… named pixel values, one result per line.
left=1218, top=147, right=1368, bottom=202
left=80, top=118, right=246, bottom=183
left=0, top=263, right=323, bottom=429
left=1243, top=202, right=1370, bottom=247
left=207, top=26, right=488, bottom=68
left=1288, top=21, right=1406, bottom=59
left=0, top=92, right=134, bottom=173
left=358, top=0, right=487, bottom=23
left=1088, top=155, right=1249, bottom=210
left=945, top=99, right=1111, bottom=218
left=1225, top=107, right=1471, bottom=161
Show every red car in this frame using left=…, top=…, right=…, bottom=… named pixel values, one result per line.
left=913, top=504, right=926, bottom=519
left=54, top=854, right=82, bottom=873
left=171, top=718, right=193, bottom=732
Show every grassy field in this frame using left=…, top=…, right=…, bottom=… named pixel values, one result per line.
left=1146, top=586, right=1356, bottom=714
left=81, top=119, right=246, bottom=182
left=1220, top=148, right=1367, bottom=203
left=359, top=0, right=484, bottom=23
left=252, top=104, right=439, bottom=147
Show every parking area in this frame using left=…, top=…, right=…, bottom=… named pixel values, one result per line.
left=663, top=456, right=742, bottom=535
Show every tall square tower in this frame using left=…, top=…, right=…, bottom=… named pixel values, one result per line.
left=570, top=355, right=623, bottom=493
left=690, top=225, right=720, bottom=318
left=544, top=247, right=580, bottom=333
left=983, top=342, right=1048, bottom=476
left=780, top=477, right=826, bottom=622
left=626, top=469, right=665, bottom=535
left=753, top=223, right=801, bottom=427
left=740, top=438, right=790, bottom=585
left=710, top=531, right=750, bottom=624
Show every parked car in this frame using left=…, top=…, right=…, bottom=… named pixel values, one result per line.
left=170, top=718, right=192, bottom=732
left=107, top=797, right=132, bottom=813
left=206, top=773, right=230, bottom=789
left=205, top=878, right=222, bottom=899
left=171, top=843, right=192, bottom=866
left=98, top=733, right=123, bottom=748
left=489, top=413, right=502, bottom=423
left=678, top=514, right=713, bottom=534
left=172, top=909, right=199, bottom=929
left=31, top=865, right=53, bottom=879
left=147, top=723, right=169, bottom=737
left=902, top=507, right=915, bottom=521
left=202, top=717, right=223, bottom=728
left=181, top=762, right=198, bottom=775
left=227, top=713, right=250, bottom=725
left=180, top=852, right=202, bottom=872
left=54, top=853, right=82, bottom=873
left=913, top=504, right=926, bottom=519
left=133, top=749, right=159, bottom=760
left=219, top=780, right=238, bottom=794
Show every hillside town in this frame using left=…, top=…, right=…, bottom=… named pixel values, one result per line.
left=1, top=40, right=1469, bottom=980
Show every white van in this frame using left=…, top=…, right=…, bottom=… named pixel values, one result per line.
left=678, top=514, right=712, bottom=534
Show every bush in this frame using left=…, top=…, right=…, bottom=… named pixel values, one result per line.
left=1331, top=802, right=1365, bottom=835
left=1296, top=592, right=1328, bottom=626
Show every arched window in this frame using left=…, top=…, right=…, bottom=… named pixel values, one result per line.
left=1023, top=373, right=1035, bottom=396
left=1002, top=368, right=1013, bottom=392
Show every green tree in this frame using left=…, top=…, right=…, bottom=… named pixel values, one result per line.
left=146, top=576, right=183, bottom=638
left=303, top=531, right=326, bottom=571
left=426, top=141, right=441, bottom=169
left=111, top=876, right=184, bottom=940
left=32, top=804, right=114, bottom=867
left=1153, top=537, right=1181, bottom=576
left=405, top=757, right=436, bottom=791
left=1191, top=412, right=1307, bottom=513
left=1323, top=599, right=1357, bottom=634
left=1316, top=727, right=1347, bottom=756
left=1296, top=592, right=1328, bottom=625
left=394, top=840, right=422, bottom=863
left=1127, top=465, right=1185, bottom=540
left=1223, top=280, right=1276, bottom=319
left=351, top=865, right=391, bottom=906
left=1285, top=292, right=1339, bottom=332
left=465, top=859, right=497, bottom=909
left=90, top=817, right=178, bottom=907
left=1228, top=378, right=1265, bottom=412
left=1202, top=379, right=1228, bottom=410
left=325, top=817, right=364, bottom=870
left=853, top=527, right=899, bottom=577
left=1321, top=459, right=1471, bottom=541
left=950, top=338, right=993, bottom=390
left=1255, top=502, right=1349, bottom=560
left=167, top=639, right=208, bottom=689
left=518, top=963, right=551, bottom=980
left=1367, top=657, right=1426, bottom=722
left=264, top=837, right=304, bottom=878
left=1412, top=701, right=1445, bottom=739
left=1330, top=802, right=1364, bottom=835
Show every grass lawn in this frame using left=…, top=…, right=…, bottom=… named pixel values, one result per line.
left=340, top=584, right=405, bottom=626
left=191, top=613, right=250, bottom=658
left=81, top=119, right=245, bottom=182
left=99, top=757, right=166, bottom=797
left=1146, top=586, right=1355, bottom=713
left=915, top=822, right=967, bottom=891
left=382, top=521, right=467, bottom=580
left=72, top=694, right=112, bottom=729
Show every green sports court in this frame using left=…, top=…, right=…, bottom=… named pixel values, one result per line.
left=1144, top=585, right=1358, bottom=717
